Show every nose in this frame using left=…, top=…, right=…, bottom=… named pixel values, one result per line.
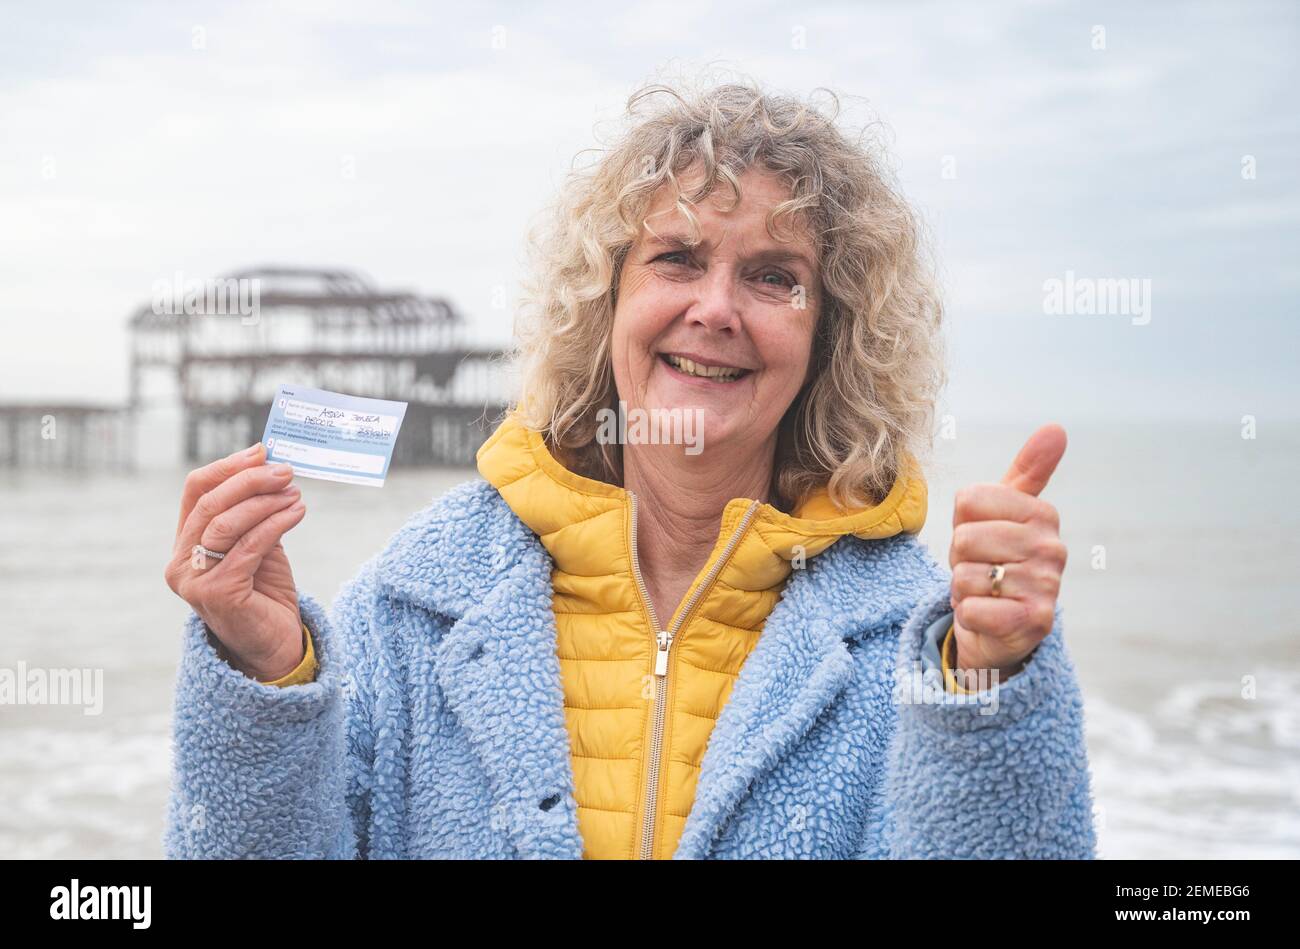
left=685, top=266, right=742, bottom=334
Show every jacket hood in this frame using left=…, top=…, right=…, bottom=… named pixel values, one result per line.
left=476, top=409, right=927, bottom=585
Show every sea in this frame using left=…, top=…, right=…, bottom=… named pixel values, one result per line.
left=1, top=420, right=1296, bottom=858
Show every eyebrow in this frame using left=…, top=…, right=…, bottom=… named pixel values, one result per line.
left=644, top=231, right=816, bottom=274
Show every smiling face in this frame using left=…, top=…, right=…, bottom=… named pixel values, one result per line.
left=610, top=165, right=820, bottom=461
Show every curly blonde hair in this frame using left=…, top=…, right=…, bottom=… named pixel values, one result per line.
left=507, top=73, right=945, bottom=512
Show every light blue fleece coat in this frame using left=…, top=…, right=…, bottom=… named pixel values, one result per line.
left=164, top=478, right=1097, bottom=859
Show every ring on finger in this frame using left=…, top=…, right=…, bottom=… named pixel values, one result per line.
left=988, top=563, right=1005, bottom=597
left=192, top=543, right=227, bottom=569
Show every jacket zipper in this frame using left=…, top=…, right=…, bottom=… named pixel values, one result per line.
left=628, top=491, right=762, bottom=860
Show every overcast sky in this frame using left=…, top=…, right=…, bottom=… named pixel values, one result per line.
left=2, top=0, right=1296, bottom=423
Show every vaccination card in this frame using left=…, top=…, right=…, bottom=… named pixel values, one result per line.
left=259, top=384, right=408, bottom=487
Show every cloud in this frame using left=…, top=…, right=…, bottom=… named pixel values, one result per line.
left=0, top=0, right=1295, bottom=421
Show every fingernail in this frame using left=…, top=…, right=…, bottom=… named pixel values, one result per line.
left=272, top=463, right=293, bottom=476
left=284, top=485, right=301, bottom=497
left=246, top=443, right=264, bottom=458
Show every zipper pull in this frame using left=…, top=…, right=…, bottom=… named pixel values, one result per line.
left=654, top=630, right=672, bottom=676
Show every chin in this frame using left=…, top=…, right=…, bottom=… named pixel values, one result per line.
left=676, top=404, right=738, bottom=455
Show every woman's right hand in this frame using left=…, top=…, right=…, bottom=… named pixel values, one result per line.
left=164, top=442, right=309, bottom=682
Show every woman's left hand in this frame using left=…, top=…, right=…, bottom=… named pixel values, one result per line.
left=947, top=424, right=1068, bottom=685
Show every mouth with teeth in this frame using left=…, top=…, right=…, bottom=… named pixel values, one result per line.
left=660, top=353, right=754, bottom=384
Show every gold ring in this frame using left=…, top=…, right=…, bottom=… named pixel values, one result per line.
left=989, top=564, right=1005, bottom=597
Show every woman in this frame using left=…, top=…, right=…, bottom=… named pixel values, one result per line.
left=162, top=80, right=1093, bottom=859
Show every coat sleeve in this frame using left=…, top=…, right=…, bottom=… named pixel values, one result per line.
left=857, top=570, right=1098, bottom=859
left=163, top=555, right=387, bottom=859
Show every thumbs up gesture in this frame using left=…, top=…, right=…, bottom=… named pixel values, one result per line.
left=948, top=424, right=1069, bottom=686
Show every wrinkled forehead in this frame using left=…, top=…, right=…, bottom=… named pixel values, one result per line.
left=636, top=162, right=818, bottom=252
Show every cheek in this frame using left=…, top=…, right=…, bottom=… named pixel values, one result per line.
left=610, top=273, right=672, bottom=396
left=613, top=267, right=678, bottom=352
left=755, top=317, right=816, bottom=390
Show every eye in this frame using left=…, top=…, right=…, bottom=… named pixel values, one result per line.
left=653, top=250, right=693, bottom=266
left=757, top=269, right=797, bottom=289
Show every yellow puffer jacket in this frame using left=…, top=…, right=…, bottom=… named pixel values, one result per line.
left=474, top=411, right=930, bottom=859
left=269, top=409, right=965, bottom=860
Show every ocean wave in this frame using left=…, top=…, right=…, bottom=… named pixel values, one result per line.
left=1085, top=668, right=1300, bottom=859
